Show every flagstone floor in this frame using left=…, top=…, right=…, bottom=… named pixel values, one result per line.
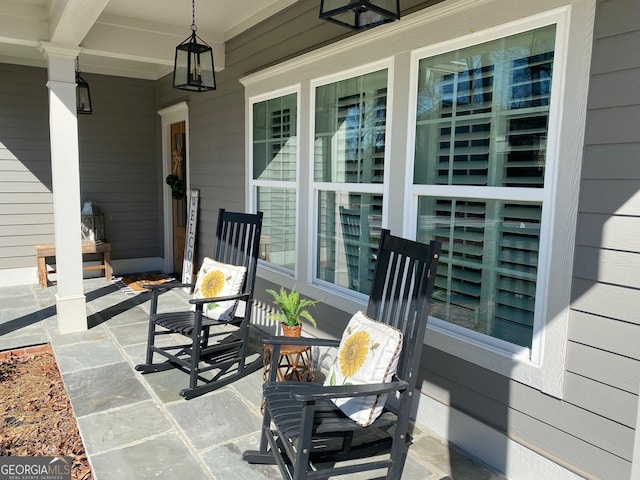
left=0, top=277, right=505, bottom=480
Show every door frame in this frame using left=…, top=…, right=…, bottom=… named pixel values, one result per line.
left=158, top=102, right=189, bottom=274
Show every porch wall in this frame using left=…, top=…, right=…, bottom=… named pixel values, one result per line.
left=0, top=64, right=162, bottom=285
left=568, top=0, right=640, bottom=472
left=0, top=64, right=52, bottom=281
left=153, top=0, right=638, bottom=479
left=77, top=73, right=162, bottom=263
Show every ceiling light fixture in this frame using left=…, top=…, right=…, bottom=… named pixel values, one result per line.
left=173, top=0, right=216, bottom=92
left=319, top=0, right=400, bottom=30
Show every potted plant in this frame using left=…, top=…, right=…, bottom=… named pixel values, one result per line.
left=266, top=286, right=319, bottom=337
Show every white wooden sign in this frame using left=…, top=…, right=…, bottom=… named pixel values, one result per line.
left=182, top=189, right=199, bottom=287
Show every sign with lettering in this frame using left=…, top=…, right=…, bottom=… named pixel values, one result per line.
left=182, top=189, right=199, bottom=288
left=0, top=456, right=72, bottom=480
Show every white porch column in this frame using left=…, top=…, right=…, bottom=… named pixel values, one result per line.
left=40, top=43, right=87, bottom=333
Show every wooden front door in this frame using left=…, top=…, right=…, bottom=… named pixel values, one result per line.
left=171, top=121, right=187, bottom=275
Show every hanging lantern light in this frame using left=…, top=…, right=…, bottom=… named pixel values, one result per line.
left=319, top=0, right=400, bottom=30
left=173, top=0, right=216, bottom=92
left=76, top=58, right=92, bottom=114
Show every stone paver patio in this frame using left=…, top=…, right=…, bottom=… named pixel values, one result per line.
left=0, top=277, right=505, bottom=480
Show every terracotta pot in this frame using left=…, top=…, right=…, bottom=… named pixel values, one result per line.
left=282, top=323, right=302, bottom=337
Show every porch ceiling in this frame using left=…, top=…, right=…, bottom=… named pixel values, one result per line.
left=0, top=0, right=298, bottom=80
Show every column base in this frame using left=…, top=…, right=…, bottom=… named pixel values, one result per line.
left=55, top=294, right=87, bottom=334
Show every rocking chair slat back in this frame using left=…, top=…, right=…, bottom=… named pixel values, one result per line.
left=243, top=229, right=441, bottom=480
left=366, top=230, right=440, bottom=396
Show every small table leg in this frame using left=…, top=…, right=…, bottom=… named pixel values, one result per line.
left=103, top=251, right=113, bottom=281
left=37, top=256, right=47, bottom=288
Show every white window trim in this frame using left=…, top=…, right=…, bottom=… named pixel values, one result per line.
left=307, top=59, right=394, bottom=297
left=240, top=0, right=594, bottom=398
left=404, top=6, right=587, bottom=398
left=247, top=85, right=302, bottom=279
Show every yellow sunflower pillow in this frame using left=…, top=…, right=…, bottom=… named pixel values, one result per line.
left=324, top=310, right=403, bottom=427
left=192, top=258, right=246, bottom=321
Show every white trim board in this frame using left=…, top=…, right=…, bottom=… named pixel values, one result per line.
left=158, top=101, right=189, bottom=275
left=0, top=257, right=166, bottom=288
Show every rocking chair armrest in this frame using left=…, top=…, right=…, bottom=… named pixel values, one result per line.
left=259, top=335, right=340, bottom=349
left=188, top=292, right=251, bottom=306
left=289, top=380, right=409, bottom=402
left=143, top=282, right=194, bottom=291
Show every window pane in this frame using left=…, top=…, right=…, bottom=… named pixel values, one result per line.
left=317, top=191, right=382, bottom=294
left=417, top=196, right=541, bottom=348
left=257, top=187, right=296, bottom=270
left=253, top=93, right=297, bottom=181
left=414, top=25, right=555, bottom=187
left=315, top=69, right=388, bottom=184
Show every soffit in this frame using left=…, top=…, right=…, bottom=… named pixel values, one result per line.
left=0, top=0, right=299, bottom=80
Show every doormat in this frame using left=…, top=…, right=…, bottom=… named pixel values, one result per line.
left=114, top=273, right=175, bottom=295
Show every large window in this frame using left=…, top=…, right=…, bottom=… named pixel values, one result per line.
left=313, top=69, right=388, bottom=294
left=412, top=25, right=556, bottom=349
left=251, top=92, right=298, bottom=271
left=243, top=2, right=590, bottom=396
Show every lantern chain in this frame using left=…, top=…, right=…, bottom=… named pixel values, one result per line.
left=191, top=0, right=197, bottom=32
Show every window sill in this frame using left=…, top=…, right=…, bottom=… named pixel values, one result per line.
left=425, top=318, right=543, bottom=391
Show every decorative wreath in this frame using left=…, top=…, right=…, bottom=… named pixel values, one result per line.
left=165, top=174, right=186, bottom=200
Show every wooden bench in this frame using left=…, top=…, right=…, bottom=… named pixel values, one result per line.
left=36, top=241, right=112, bottom=288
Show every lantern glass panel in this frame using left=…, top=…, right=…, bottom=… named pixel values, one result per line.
left=320, top=0, right=399, bottom=29
left=81, top=202, right=106, bottom=242
left=173, top=34, right=216, bottom=92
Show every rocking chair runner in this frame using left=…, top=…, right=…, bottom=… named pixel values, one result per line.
left=243, top=230, right=441, bottom=480
left=135, top=208, right=263, bottom=399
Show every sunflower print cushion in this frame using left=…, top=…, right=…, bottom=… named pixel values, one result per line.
left=324, top=311, right=403, bottom=427
left=192, top=258, right=246, bottom=321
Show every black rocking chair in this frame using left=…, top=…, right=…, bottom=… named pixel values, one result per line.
left=135, top=208, right=263, bottom=399
left=243, top=229, right=441, bottom=479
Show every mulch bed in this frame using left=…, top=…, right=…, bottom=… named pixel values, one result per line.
left=0, top=344, right=93, bottom=480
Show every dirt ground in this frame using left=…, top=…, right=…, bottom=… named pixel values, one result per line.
left=0, top=347, right=93, bottom=480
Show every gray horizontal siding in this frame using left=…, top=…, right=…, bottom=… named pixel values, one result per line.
left=564, top=372, right=637, bottom=426
left=582, top=143, right=640, bottom=178
left=569, top=310, right=639, bottom=359
left=573, top=246, right=640, bottom=288
left=0, top=63, right=162, bottom=274
left=421, top=347, right=633, bottom=480
left=566, top=342, right=640, bottom=394
left=78, top=73, right=162, bottom=262
left=578, top=179, right=640, bottom=215
left=0, top=64, right=53, bottom=270
left=590, top=30, right=640, bottom=75
left=575, top=213, right=640, bottom=252
left=566, top=0, right=640, bottom=479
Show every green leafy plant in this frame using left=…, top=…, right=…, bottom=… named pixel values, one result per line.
left=165, top=174, right=186, bottom=200
left=265, top=286, right=319, bottom=328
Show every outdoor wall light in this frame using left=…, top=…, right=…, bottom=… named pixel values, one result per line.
left=173, top=0, right=216, bottom=92
left=319, top=0, right=400, bottom=30
left=76, top=58, right=92, bottom=114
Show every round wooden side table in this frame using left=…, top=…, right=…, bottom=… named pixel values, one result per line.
left=263, top=344, right=314, bottom=383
